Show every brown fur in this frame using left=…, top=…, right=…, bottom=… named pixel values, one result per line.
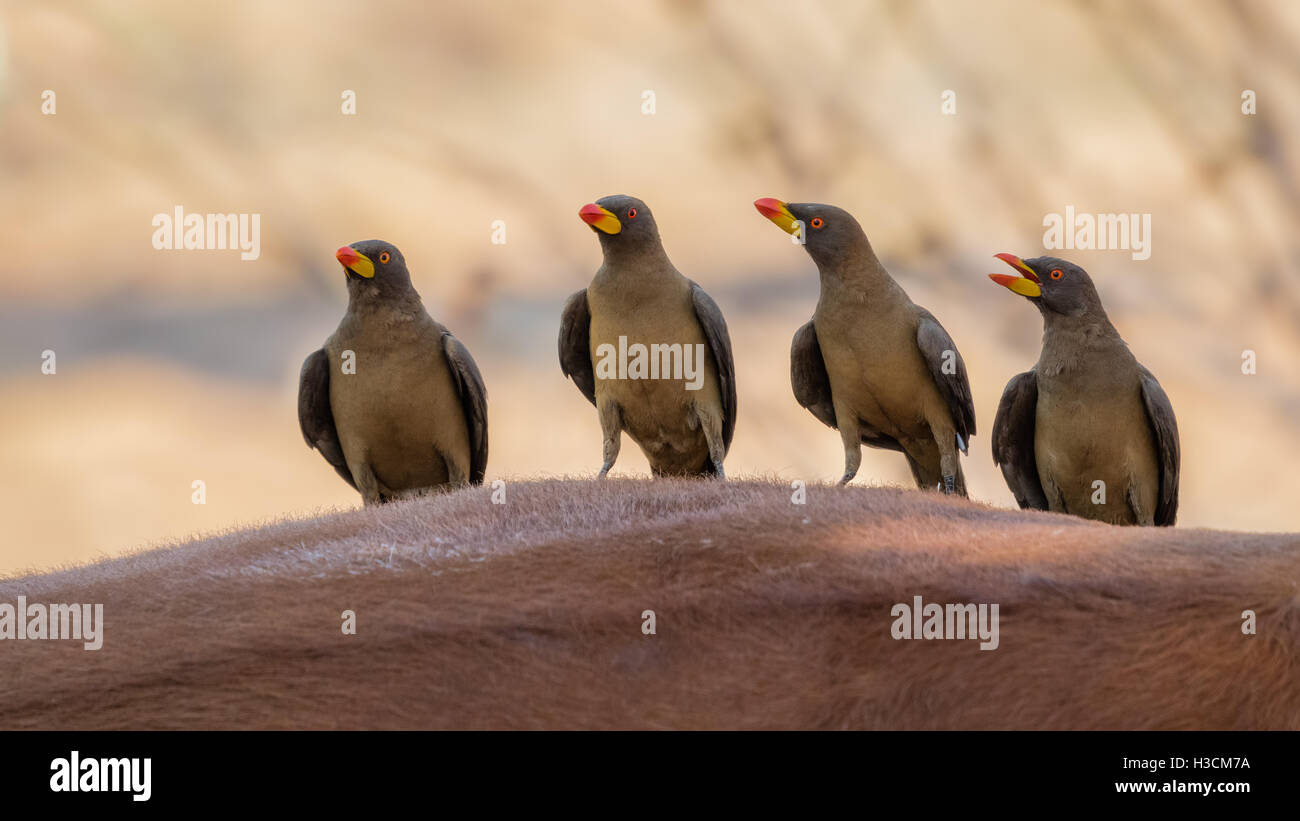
left=1, top=479, right=1296, bottom=729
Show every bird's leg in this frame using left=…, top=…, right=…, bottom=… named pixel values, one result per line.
left=695, top=404, right=727, bottom=480
left=835, top=406, right=861, bottom=486
left=353, top=461, right=384, bottom=507
left=930, top=418, right=963, bottom=496
left=597, top=400, right=622, bottom=479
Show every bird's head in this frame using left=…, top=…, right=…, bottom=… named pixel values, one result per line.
left=753, top=198, right=872, bottom=272
left=988, top=254, right=1104, bottom=318
left=335, top=239, right=413, bottom=299
left=578, top=195, right=662, bottom=256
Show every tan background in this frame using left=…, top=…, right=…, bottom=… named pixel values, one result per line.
left=1, top=0, right=1298, bottom=575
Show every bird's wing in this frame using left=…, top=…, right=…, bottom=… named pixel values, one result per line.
left=1138, top=367, right=1180, bottom=526
left=992, top=370, right=1048, bottom=510
left=690, top=283, right=738, bottom=451
left=790, top=320, right=837, bottom=430
left=558, top=289, right=597, bottom=407
left=441, top=332, right=489, bottom=485
left=915, top=308, right=976, bottom=450
left=791, top=319, right=903, bottom=452
left=297, top=348, right=357, bottom=490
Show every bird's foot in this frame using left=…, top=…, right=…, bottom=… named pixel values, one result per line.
left=942, top=475, right=956, bottom=494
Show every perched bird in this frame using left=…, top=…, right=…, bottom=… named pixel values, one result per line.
left=298, top=240, right=488, bottom=505
left=988, top=253, right=1179, bottom=525
left=754, top=198, right=975, bottom=494
left=559, top=195, right=736, bottom=478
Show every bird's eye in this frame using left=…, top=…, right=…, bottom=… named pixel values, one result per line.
left=1050, top=269, right=1063, bottom=280
left=810, top=217, right=824, bottom=229
left=379, top=251, right=390, bottom=264
left=627, top=208, right=637, bottom=219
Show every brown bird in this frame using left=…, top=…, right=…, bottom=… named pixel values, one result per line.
left=988, top=253, right=1179, bottom=525
left=559, top=195, right=736, bottom=478
left=298, top=240, right=488, bottom=505
left=754, top=198, right=975, bottom=494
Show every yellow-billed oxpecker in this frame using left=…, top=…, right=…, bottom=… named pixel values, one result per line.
left=299, top=240, right=488, bottom=505
left=754, top=198, right=975, bottom=494
left=988, top=253, right=1179, bottom=525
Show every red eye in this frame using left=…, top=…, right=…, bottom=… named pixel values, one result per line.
left=379, top=251, right=390, bottom=264
left=810, top=217, right=824, bottom=229
left=1050, top=269, right=1063, bottom=280
left=627, top=208, right=637, bottom=219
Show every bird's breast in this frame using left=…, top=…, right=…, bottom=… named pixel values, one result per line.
left=1034, top=375, right=1158, bottom=501
left=813, top=309, right=932, bottom=423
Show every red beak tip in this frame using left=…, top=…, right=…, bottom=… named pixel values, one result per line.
left=993, top=252, right=1040, bottom=282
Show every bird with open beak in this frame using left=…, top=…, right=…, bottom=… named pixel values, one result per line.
left=988, top=253, right=1179, bottom=525
left=559, top=195, right=737, bottom=478
left=754, top=198, right=975, bottom=494
left=298, top=240, right=488, bottom=505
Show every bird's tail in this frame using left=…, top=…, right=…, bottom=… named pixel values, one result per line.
left=905, top=453, right=967, bottom=497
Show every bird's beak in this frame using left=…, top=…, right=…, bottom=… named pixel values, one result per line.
left=753, top=197, right=801, bottom=237
left=336, top=245, right=375, bottom=278
left=989, top=253, right=1041, bottom=297
left=579, top=203, right=622, bottom=235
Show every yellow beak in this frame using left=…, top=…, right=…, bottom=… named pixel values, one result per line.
left=336, top=245, right=375, bottom=278
left=989, top=253, right=1042, bottom=298
left=579, top=203, right=622, bottom=235
left=754, top=197, right=801, bottom=237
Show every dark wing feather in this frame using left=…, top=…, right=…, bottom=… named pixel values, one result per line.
left=915, top=308, right=976, bottom=450
left=690, top=283, right=738, bottom=451
left=1138, top=367, right=1180, bottom=526
left=558, top=289, right=596, bottom=407
left=790, top=320, right=837, bottom=430
left=992, top=370, right=1047, bottom=510
left=297, top=348, right=356, bottom=490
left=442, top=332, right=489, bottom=485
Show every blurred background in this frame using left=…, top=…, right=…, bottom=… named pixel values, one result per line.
left=2, top=0, right=1298, bottom=575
